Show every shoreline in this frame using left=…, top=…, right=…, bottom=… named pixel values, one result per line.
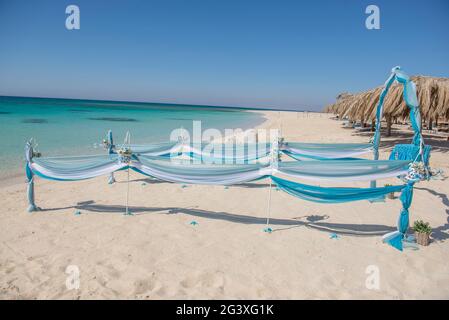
left=0, top=109, right=269, bottom=189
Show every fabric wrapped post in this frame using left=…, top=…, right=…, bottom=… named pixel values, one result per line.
left=382, top=182, right=415, bottom=251
left=25, top=142, right=38, bottom=212
left=107, top=130, right=116, bottom=184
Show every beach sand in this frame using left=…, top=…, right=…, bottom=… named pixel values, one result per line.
left=1, top=111, right=449, bottom=299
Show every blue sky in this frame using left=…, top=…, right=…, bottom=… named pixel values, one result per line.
left=0, top=0, right=448, bottom=110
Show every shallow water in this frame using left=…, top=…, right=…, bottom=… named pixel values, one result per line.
left=0, top=96, right=265, bottom=179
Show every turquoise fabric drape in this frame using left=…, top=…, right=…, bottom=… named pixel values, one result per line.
left=389, top=144, right=431, bottom=166
left=273, top=175, right=415, bottom=251
left=271, top=176, right=406, bottom=203
left=31, top=154, right=125, bottom=181
left=371, top=67, right=424, bottom=188
left=372, top=72, right=396, bottom=162
left=277, top=159, right=410, bottom=182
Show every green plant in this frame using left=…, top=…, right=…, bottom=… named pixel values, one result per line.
left=413, top=220, right=432, bottom=234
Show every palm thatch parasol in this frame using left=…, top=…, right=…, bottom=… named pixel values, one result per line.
left=325, top=76, right=449, bottom=135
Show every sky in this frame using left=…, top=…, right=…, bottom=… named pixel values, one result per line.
left=0, top=0, right=448, bottom=111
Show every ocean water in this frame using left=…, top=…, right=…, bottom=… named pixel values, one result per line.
left=0, top=96, right=265, bottom=180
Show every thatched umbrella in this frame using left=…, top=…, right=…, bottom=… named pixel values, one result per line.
left=325, top=76, right=449, bottom=135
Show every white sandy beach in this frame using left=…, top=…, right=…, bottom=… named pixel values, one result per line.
left=1, top=111, right=449, bottom=299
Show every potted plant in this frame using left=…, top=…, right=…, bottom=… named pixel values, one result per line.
left=413, top=220, right=432, bottom=246
left=384, top=184, right=395, bottom=199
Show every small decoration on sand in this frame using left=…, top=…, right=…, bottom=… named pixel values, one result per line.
left=329, top=233, right=340, bottom=239
left=141, top=182, right=147, bottom=186
left=263, top=227, right=273, bottom=233
left=74, top=210, right=81, bottom=216
left=413, top=220, right=432, bottom=246
left=181, top=184, right=188, bottom=188
left=224, top=186, right=229, bottom=190
left=190, top=220, right=198, bottom=226
left=384, top=184, right=395, bottom=199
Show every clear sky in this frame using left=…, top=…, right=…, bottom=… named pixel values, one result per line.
left=0, top=0, right=448, bottom=110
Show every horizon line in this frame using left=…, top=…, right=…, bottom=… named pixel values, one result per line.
left=0, top=94, right=322, bottom=113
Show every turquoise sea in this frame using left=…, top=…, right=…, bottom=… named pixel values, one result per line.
left=0, top=96, right=265, bottom=180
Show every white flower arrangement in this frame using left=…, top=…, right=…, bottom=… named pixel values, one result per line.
left=404, top=161, right=426, bottom=182
left=117, top=147, right=133, bottom=163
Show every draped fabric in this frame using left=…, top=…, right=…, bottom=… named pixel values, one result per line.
left=281, top=142, right=373, bottom=160
left=30, top=155, right=127, bottom=181
left=372, top=67, right=423, bottom=158
left=25, top=142, right=416, bottom=251
left=271, top=176, right=406, bottom=203
left=134, top=155, right=267, bottom=185
left=395, top=69, right=422, bottom=146
left=104, top=131, right=375, bottom=162
left=186, top=142, right=271, bottom=163
left=114, top=141, right=179, bottom=156
left=389, top=144, right=432, bottom=166
left=277, top=160, right=410, bottom=182
left=373, top=72, right=396, bottom=161
left=371, top=67, right=424, bottom=188
left=28, top=154, right=410, bottom=185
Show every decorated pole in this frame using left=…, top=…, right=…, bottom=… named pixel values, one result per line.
left=25, top=141, right=38, bottom=212
left=106, top=130, right=116, bottom=184
left=120, top=131, right=133, bottom=215
left=264, top=130, right=280, bottom=233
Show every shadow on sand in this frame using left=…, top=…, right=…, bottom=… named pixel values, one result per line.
left=40, top=201, right=396, bottom=237
left=415, top=187, right=449, bottom=242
